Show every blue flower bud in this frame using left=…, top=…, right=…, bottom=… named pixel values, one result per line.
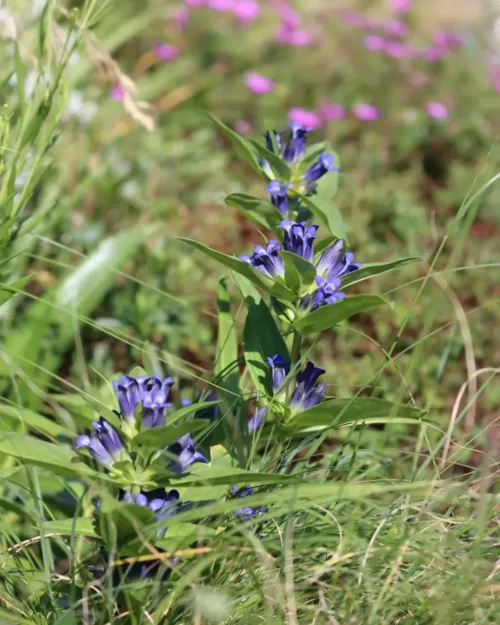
left=231, top=485, right=266, bottom=519
left=248, top=406, right=267, bottom=432
left=266, top=354, right=290, bottom=392
left=316, top=240, right=361, bottom=283
left=279, top=220, right=318, bottom=262
left=290, top=361, right=326, bottom=413
left=266, top=180, right=290, bottom=215
left=300, top=276, right=346, bottom=312
left=282, top=122, right=309, bottom=164
left=240, top=240, right=285, bottom=278
left=168, top=434, right=207, bottom=473
left=303, top=151, right=338, bottom=192
left=75, top=417, right=123, bottom=466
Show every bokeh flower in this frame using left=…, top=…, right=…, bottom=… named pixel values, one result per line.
left=109, top=83, right=126, bottom=102
left=318, top=103, right=345, bottom=122
left=231, top=485, right=266, bottom=518
left=153, top=43, right=178, bottom=61
left=425, top=101, right=448, bottom=120
left=245, top=72, right=274, bottom=94
left=390, top=0, right=413, bottom=14
left=233, top=0, right=260, bottom=23
left=364, top=35, right=385, bottom=51
left=352, top=103, right=380, bottom=121
left=383, top=40, right=416, bottom=59
left=288, top=108, right=320, bottom=130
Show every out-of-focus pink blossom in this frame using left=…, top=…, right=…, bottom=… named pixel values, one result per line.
left=421, top=45, right=448, bottom=62
left=288, top=107, right=321, bottom=130
left=153, top=44, right=178, bottom=61
left=173, top=8, right=190, bottom=28
left=234, top=120, right=252, bottom=134
left=207, top=0, right=234, bottom=11
left=319, top=103, right=346, bottom=121
left=110, top=84, right=126, bottom=102
left=411, top=72, right=430, bottom=87
left=352, top=103, right=380, bottom=121
left=364, top=35, right=385, bottom=51
left=184, top=0, right=206, bottom=6
left=425, top=101, right=448, bottom=120
left=287, top=29, right=313, bottom=46
left=433, top=31, right=464, bottom=50
left=277, top=6, right=301, bottom=29
left=233, top=0, right=260, bottom=22
left=390, top=0, right=413, bottom=14
left=384, top=19, right=407, bottom=37
left=245, top=72, right=274, bottom=94
left=383, top=40, right=416, bottom=59
left=489, top=65, right=500, bottom=93
left=341, top=10, right=372, bottom=29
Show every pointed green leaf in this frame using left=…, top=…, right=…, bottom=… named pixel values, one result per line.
left=294, top=295, right=387, bottom=336
left=297, top=193, right=345, bottom=240
left=215, top=279, right=240, bottom=400
left=225, top=193, right=283, bottom=231
left=281, top=251, right=316, bottom=292
left=341, top=258, right=421, bottom=288
left=41, top=518, right=98, bottom=538
left=206, top=112, right=262, bottom=176
left=248, top=138, right=291, bottom=179
left=132, top=419, right=209, bottom=448
left=0, top=275, right=32, bottom=307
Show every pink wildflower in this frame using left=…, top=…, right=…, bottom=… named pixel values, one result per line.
left=232, top=0, right=260, bottom=22
left=318, top=103, right=346, bottom=122
left=288, top=107, right=321, bottom=130
left=390, top=0, right=413, bottom=14
left=245, top=72, right=274, bottom=94
left=110, top=84, right=126, bottom=102
left=153, top=44, right=178, bottom=61
left=352, top=103, right=380, bottom=121
left=364, top=35, right=385, bottom=51
left=425, top=101, right=448, bottom=120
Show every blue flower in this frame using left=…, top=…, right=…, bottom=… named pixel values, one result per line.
left=240, top=240, right=285, bottom=278
left=290, top=361, right=326, bottom=413
left=75, top=417, right=123, bottom=466
left=266, top=354, right=290, bottom=393
left=264, top=129, right=283, bottom=154
left=133, top=488, right=180, bottom=522
left=231, top=485, right=266, bottom=519
left=279, top=220, right=318, bottom=262
left=113, top=374, right=174, bottom=428
left=167, top=434, right=207, bottom=473
left=316, top=240, right=361, bottom=283
left=303, top=151, right=338, bottom=192
left=248, top=406, right=267, bottom=432
left=300, top=276, right=346, bottom=311
left=282, top=122, right=309, bottom=164
left=267, top=180, right=290, bottom=215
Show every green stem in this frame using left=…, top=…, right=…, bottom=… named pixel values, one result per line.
left=290, top=331, right=302, bottom=367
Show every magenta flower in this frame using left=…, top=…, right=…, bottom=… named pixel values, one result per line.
left=352, top=104, right=380, bottom=121
left=433, top=31, right=464, bottom=51
left=153, top=44, right=178, bottom=61
left=341, top=10, right=372, bottom=29
left=288, top=107, right=321, bottom=130
left=363, top=35, right=385, bottom=51
left=276, top=5, right=301, bottom=29
left=245, top=72, right=274, bottom=94
left=384, top=19, right=407, bottom=37
left=420, top=45, right=447, bottom=62
left=208, top=0, right=234, bottom=10
left=184, top=0, right=206, bottom=6
left=390, top=0, right=413, bottom=13
left=173, top=8, right=190, bottom=28
left=110, top=83, right=126, bottom=102
left=319, top=103, right=346, bottom=121
left=233, top=0, right=260, bottom=22
left=425, top=101, right=448, bottom=120
left=383, top=40, right=416, bottom=59
left=286, top=29, right=313, bottom=46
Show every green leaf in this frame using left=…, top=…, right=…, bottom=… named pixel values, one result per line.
left=341, top=258, right=421, bottom=288
left=297, top=193, right=345, bottom=240
left=231, top=271, right=262, bottom=304
left=41, top=518, right=98, bottom=538
left=248, top=138, right=291, bottom=179
left=0, top=432, right=95, bottom=478
left=132, top=419, right=209, bottom=448
left=243, top=297, right=289, bottom=397
left=206, top=113, right=262, bottom=176
left=0, top=275, right=32, bottom=307
left=0, top=403, right=74, bottom=438
left=281, top=251, right=316, bottom=292
left=165, top=401, right=221, bottom=425
left=314, top=235, right=337, bottom=254
left=285, top=398, right=425, bottom=431
left=215, top=279, right=240, bottom=401
left=225, top=193, right=283, bottom=231
left=294, top=295, right=387, bottom=336
left=98, top=503, right=157, bottom=549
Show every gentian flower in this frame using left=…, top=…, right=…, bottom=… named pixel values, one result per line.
left=303, top=151, right=338, bottom=192
left=267, top=354, right=290, bottom=393
left=290, top=361, right=326, bottom=412
left=113, top=374, right=174, bottom=428
left=267, top=180, right=290, bottom=215
left=231, top=485, right=266, bottom=519
left=75, top=418, right=123, bottom=466
left=248, top=406, right=267, bottom=432
left=279, top=220, right=318, bottom=262
left=282, top=121, right=310, bottom=162
left=240, top=240, right=285, bottom=278
left=113, top=375, right=142, bottom=421
left=300, top=276, right=345, bottom=311
left=425, top=101, right=448, bottom=121
left=168, top=434, right=207, bottom=473
left=245, top=72, right=274, bottom=94
left=316, top=239, right=361, bottom=282
left=133, top=488, right=180, bottom=522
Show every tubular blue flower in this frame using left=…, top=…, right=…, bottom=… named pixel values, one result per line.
left=231, top=485, right=266, bottom=519
left=266, top=354, right=290, bottom=392
left=248, top=406, right=267, bottom=432
left=303, top=151, right=338, bottom=192
left=112, top=376, right=141, bottom=421
left=279, top=220, right=318, bottom=262
left=240, top=240, right=285, bottom=278
left=300, top=277, right=345, bottom=312
left=267, top=180, right=290, bottom=215
left=316, top=240, right=361, bottom=283
left=113, top=374, right=174, bottom=428
left=282, top=122, right=309, bottom=163
left=167, top=434, right=207, bottom=473
left=134, top=488, right=180, bottom=522
left=75, top=417, right=123, bottom=466
left=264, top=129, right=283, bottom=154
left=290, top=361, right=326, bottom=413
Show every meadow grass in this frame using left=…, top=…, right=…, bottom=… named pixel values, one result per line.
left=0, top=1, right=499, bottom=624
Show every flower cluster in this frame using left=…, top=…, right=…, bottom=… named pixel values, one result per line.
left=241, top=218, right=360, bottom=311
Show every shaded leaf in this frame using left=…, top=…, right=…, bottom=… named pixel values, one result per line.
left=248, top=138, right=291, bottom=179
left=341, top=258, right=421, bottom=288
left=132, top=419, right=209, bottom=448
left=225, top=193, right=283, bottom=231
left=297, top=193, right=345, bottom=240
left=281, top=251, right=316, bottom=292
left=215, top=279, right=240, bottom=400
left=0, top=275, right=32, bottom=307
left=41, top=518, right=98, bottom=538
